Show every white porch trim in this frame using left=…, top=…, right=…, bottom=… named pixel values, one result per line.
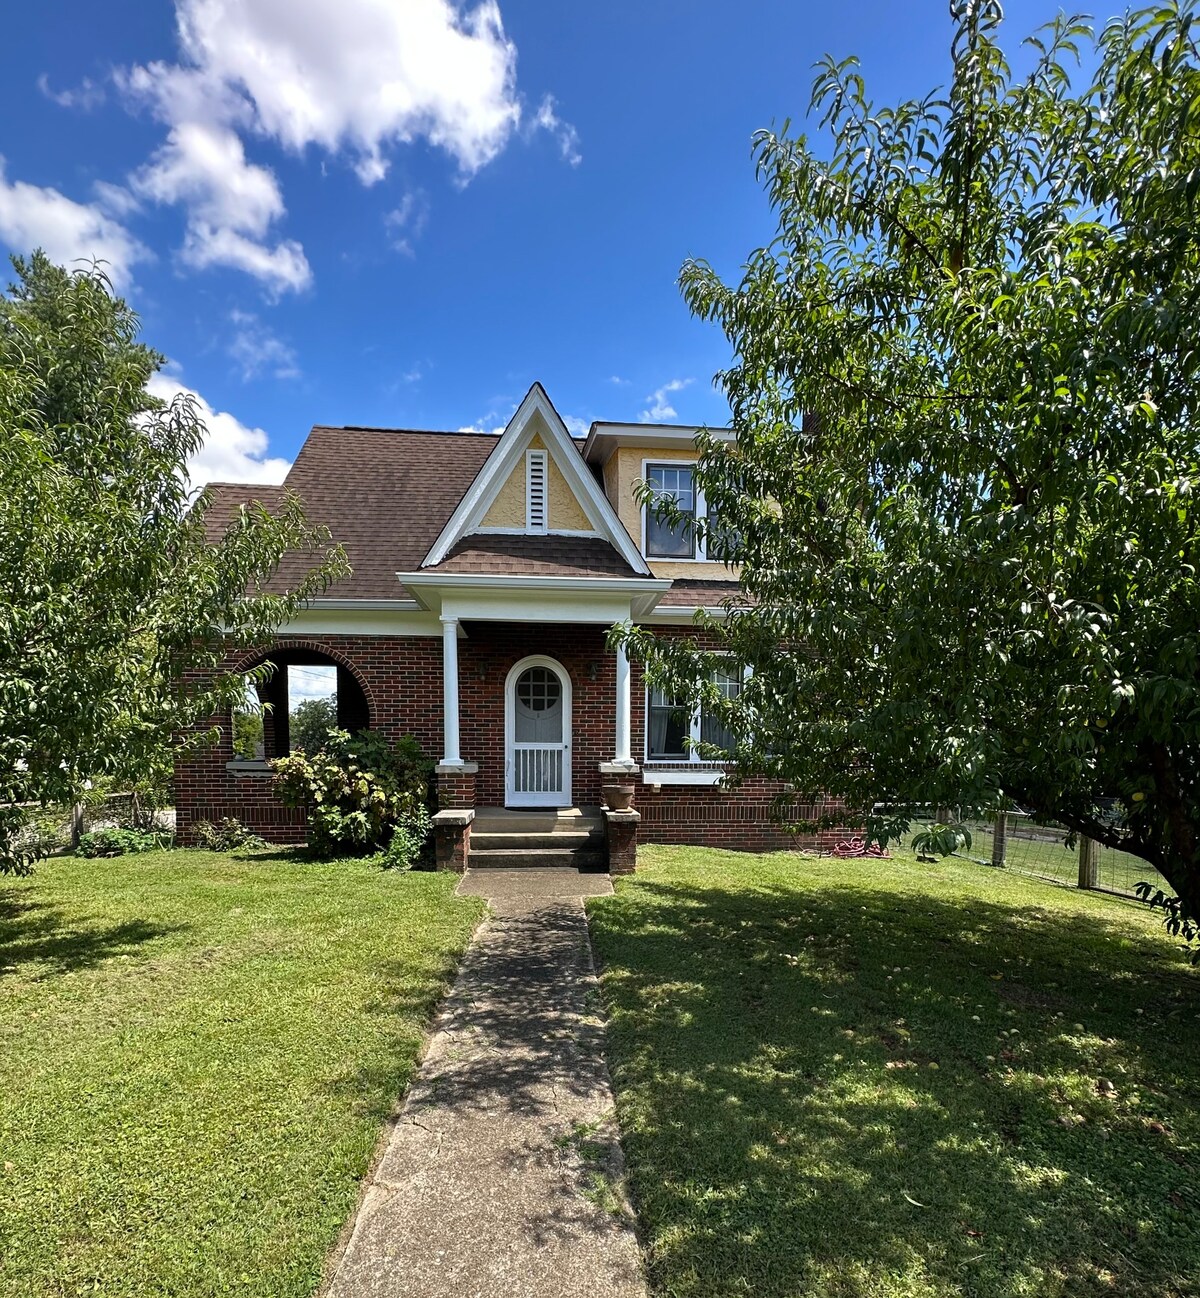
left=440, top=614, right=463, bottom=766
left=421, top=383, right=652, bottom=576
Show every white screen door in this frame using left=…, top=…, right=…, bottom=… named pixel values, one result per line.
left=506, top=660, right=571, bottom=807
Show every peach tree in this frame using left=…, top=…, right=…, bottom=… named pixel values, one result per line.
left=0, top=253, right=346, bottom=872
left=621, top=2, right=1200, bottom=935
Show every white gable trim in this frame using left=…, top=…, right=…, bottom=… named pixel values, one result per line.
left=422, top=383, right=652, bottom=575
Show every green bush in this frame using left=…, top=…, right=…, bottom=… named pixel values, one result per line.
left=272, top=729, right=433, bottom=858
left=376, top=804, right=433, bottom=871
left=76, top=827, right=170, bottom=858
left=194, top=817, right=269, bottom=852
left=911, top=822, right=973, bottom=861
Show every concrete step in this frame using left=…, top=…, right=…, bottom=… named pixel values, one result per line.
left=468, top=847, right=608, bottom=870
left=470, top=830, right=604, bottom=853
left=472, top=806, right=603, bottom=835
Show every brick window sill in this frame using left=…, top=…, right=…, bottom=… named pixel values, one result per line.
left=226, top=760, right=273, bottom=776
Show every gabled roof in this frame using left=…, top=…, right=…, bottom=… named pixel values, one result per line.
left=422, top=383, right=652, bottom=577
left=205, top=426, right=496, bottom=600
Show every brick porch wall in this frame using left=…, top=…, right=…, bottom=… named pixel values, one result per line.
left=174, top=624, right=847, bottom=852
left=175, top=634, right=443, bottom=845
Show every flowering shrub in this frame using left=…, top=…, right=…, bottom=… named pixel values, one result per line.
left=272, top=729, right=432, bottom=858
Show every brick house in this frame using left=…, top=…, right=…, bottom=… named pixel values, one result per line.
left=176, top=383, right=841, bottom=869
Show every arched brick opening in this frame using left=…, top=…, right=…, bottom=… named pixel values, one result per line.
left=233, top=640, right=374, bottom=759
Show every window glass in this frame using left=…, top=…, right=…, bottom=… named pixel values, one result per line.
left=705, top=499, right=740, bottom=562
left=647, top=686, right=690, bottom=758
left=700, top=668, right=741, bottom=755
left=646, top=464, right=695, bottom=558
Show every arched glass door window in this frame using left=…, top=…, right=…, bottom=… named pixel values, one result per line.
left=514, top=666, right=563, bottom=744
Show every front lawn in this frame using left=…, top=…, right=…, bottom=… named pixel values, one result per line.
left=0, top=849, right=483, bottom=1298
left=588, top=846, right=1200, bottom=1298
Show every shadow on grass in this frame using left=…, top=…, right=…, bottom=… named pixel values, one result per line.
left=0, top=893, right=185, bottom=978
left=589, top=876, right=1200, bottom=1298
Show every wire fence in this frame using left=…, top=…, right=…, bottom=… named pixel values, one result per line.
left=12, top=794, right=175, bottom=856
left=954, top=812, right=1168, bottom=901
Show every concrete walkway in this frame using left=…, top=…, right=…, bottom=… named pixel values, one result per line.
left=325, top=869, right=646, bottom=1298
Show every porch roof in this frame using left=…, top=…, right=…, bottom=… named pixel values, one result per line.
left=424, top=534, right=645, bottom=579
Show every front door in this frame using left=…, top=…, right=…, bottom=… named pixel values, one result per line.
left=506, top=657, right=571, bottom=807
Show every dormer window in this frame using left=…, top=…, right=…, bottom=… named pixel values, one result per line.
left=526, top=449, right=547, bottom=533
left=644, top=462, right=732, bottom=561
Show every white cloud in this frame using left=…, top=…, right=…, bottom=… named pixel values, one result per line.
left=529, top=94, right=581, bottom=167
left=0, top=157, right=148, bottom=289
left=641, top=378, right=692, bottom=423
left=148, top=372, right=291, bottom=486
left=37, top=74, right=106, bottom=111
left=227, top=310, right=299, bottom=380
left=170, top=0, right=522, bottom=180
left=385, top=189, right=430, bottom=256
left=92, top=180, right=142, bottom=219
left=609, top=375, right=630, bottom=386
left=181, top=224, right=310, bottom=295
left=457, top=422, right=505, bottom=436
left=129, top=120, right=311, bottom=294
left=562, top=414, right=588, bottom=437
left=134, top=121, right=284, bottom=234
left=108, top=1, right=572, bottom=289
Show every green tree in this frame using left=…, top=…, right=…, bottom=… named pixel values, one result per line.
left=289, top=694, right=337, bottom=753
left=620, top=2, right=1200, bottom=932
left=0, top=253, right=348, bottom=871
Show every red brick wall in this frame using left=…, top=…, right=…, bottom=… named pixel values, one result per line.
left=174, top=624, right=847, bottom=853
left=175, top=634, right=442, bottom=846
left=457, top=622, right=614, bottom=808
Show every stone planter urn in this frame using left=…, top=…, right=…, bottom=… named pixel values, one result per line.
left=602, top=784, right=636, bottom=811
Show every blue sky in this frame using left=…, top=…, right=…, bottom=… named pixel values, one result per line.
left=2, top=0, right=1065, bottom=484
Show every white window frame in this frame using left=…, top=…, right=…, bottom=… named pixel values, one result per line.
left=640, top=458, right=724, bottom=562
left=644, top=664, right=747, bottom=774
left=526, top=449, right=548, bottom=534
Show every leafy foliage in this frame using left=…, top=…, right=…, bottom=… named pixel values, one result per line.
left=0, top=253, right=348, bottom=873
left=911, top=822, right=973, bottom=861
left=620, top=3, right=1200, bottom=927
left=288, top=694, right=337, bottom=753
left=76, top=827, right=171, bottom=858
left=193, top=817, right=269, bottom=853
left=375, top=804, right=433, bottom=871
left=272, top=729, right=432, bottom=857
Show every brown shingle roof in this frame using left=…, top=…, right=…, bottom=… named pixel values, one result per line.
left=204, top=426, right=500, bottom=599
left=656, top=579, right=748, bottom=608
left=427, top=533, right=644, bottom=578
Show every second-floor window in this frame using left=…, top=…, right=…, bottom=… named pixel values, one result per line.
left=644, top=462, right=732, bottom=561
left=645, top=464, right=695, bottom=557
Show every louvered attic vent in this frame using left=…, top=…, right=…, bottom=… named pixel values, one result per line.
left=526, top=449, right=547, bottom=532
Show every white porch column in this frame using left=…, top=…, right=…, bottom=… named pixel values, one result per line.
left=440, top=614, right=462, bottom=766
left=614, top=640, right=632, bottom=765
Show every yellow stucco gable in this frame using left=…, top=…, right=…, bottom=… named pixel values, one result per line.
left=480, top=429, right=594, bottom=532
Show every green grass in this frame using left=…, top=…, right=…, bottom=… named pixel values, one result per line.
left=0, top=849, right=483, bottom=1298
left=588, top=845, right=1200, bottom=1298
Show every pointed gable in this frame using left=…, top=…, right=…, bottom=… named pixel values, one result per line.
left=422, top=383, right=651, bottom=576
left=479, top=431, right=592, bottom=532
